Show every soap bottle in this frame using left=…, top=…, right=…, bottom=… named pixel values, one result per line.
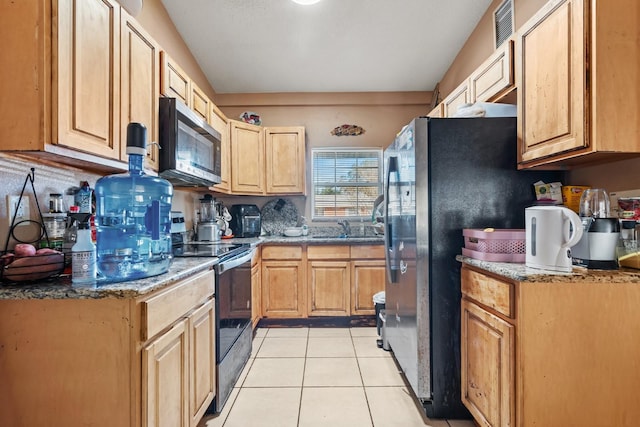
left=94, top=122, right=173, bottom=281
left=71, top=212, right=96, bottom=284
left=301, top=216, right=309, bottom=236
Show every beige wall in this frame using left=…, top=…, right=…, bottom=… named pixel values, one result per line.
left=213, top=92, right=429, bottom=223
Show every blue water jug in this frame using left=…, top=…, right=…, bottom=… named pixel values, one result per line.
left=94, top=123, right=174, bottom=281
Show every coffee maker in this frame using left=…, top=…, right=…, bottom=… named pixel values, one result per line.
left=572, top=188, right=620, bottom=269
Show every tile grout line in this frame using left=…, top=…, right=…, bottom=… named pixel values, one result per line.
left=351, top=329, right=376, bottom=427
left=296, top=330, right=310, bottom=427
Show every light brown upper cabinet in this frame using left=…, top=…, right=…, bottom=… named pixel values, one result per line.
left=229, top=120, right=265, bottom=195
left=442, top=81, right=470, bottom=117
left=211, top=105, right=231, bottom=193
left=228, top=120, right=306, bottom=195
left=516, top=0, right=640, bottom=169
left=265, top=127, right=306, bottom=195
left=120, top=9, right=161, bottom=170
left=469, top=40, right=514, bottom=103
left=427, top=104, right=443, bottom=118
left=191, top=82, right=211, bottom=123
left=437, top=40, right=515, bottom=118
left=160, top=52, right=191, bottom=107
left=0, top=0, right=128, bottom=171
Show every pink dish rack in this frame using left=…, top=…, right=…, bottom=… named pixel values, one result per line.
left=462, top=228, right=526, bottom=263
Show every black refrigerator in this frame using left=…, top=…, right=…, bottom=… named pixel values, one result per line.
left=383, top=117, right=563, bottom=418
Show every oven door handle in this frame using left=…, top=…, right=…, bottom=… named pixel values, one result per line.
left=216, top=248, right=256, bottom=274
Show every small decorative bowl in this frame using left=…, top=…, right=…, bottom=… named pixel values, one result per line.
left=283, top=227, right=303, bottom=237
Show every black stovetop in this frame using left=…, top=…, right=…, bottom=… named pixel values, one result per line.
left=173, top=241, right=248, bottom=260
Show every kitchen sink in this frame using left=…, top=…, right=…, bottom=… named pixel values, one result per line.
left=312, top=234, right=348, bottom=239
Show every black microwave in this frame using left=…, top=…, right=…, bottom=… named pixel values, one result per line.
left=159, top=97, right=221, bottom=187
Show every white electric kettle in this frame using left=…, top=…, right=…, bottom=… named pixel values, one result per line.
left=525, top=206, right=583, bottom=272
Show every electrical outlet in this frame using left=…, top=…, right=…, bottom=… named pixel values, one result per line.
left=7, top=195, right=30, bottom=226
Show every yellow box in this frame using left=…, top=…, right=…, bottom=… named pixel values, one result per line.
left=562, top=186, right=590, bottom=212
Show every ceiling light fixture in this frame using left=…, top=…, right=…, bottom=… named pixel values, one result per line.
left=291, top=0, right=322, bottom=5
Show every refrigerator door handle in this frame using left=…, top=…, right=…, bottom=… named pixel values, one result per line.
left=385, top=156, right=398, bottom=284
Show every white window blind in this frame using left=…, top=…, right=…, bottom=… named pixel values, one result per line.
left=312, top=148, right=382, bottom=220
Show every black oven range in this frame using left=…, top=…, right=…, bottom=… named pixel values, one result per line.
left=174, top=242, right=254, bottom=413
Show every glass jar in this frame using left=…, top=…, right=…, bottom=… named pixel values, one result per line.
left=49, top=193, right=65, bottom=213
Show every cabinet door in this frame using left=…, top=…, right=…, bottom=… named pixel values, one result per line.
left=427, top=104, right=443, bottom=118
left=191, top=82, right=210, bottom=123
left=211, top=106, right=230, bottom=193
left=57, top=0, right=121, bottom=158
left=461, top=299, right=515, bottom=427
left=351, top=260, right=385, bottom=315
left=230, top=120, right=264, bottom=195
left=516, top=0, right=586, bottom=164
left=251, top=256, right=262, bottom=327
left=442, top=81, right=469, bottom=117
left=143, top=319, right=190, bottom=427
left=261, top=260, right=305, bottom=318
left=469, top=40, right=514, bottom=103
left=160, top=51, right=191, bottom=106
left=308, top=261, right=350, bottom=316
left=120, top=10, right=160, bottom=170
left=264, top=127, right=306, bottom=195
left=189, top=300, right=215, bottom=427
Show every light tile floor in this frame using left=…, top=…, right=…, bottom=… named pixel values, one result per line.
left=198, top=327, right=476, bottom=427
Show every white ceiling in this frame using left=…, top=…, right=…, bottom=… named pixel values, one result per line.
left=160, top=0, right=493, bottom=94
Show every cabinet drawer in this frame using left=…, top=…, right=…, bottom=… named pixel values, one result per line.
left=350, top=244, right=384, bottom=259
left=461, top=268, right=514, bottom=318
left=261, top=245, right=302, bottom=260
left=141, top=269, right=215, bottom=341
left=307, top=245, right=350, bottom=260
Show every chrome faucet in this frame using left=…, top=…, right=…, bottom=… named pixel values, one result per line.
left=338, top=220, right=351, bottom=237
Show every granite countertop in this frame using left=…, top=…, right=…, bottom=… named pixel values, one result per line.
left=457, top=255, right=640, bottom=283
left=0, top=231, right=383, bottom=301
left=224, top=226, right=384, bottom=245
left=0, top=257, right=219, bottom=300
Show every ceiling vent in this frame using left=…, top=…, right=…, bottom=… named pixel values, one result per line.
left=494, top=0, right=514, bottom=48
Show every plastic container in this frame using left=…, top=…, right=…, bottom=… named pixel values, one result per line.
left=373, top=291, right=386, bottom=336
left=40, top=213, right=67, bottom=250
left=463, top=228, right=525, bottom=254
left=94, top=123, right=173, bottom=281
left=71, top=213, right=96, bottom=284
left=462, top=229, right=526, bottom=263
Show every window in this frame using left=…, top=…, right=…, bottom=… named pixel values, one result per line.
left=312, top=148, right=383, bottom=220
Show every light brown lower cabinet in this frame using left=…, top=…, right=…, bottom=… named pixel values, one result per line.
left=350, top=244, right=386, bottom=316
left=461, top=264, right=640, bottom=426
left=461, top=298, right=514, bottom=427
left=0, top=269, right=216, bottom=427
left=258, top=244, right=384, bottom=319
left=261, top=245, right=306, bottom=318
left=307, top=245, right=350, bottom=316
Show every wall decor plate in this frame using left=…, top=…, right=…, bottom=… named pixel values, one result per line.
left=261, top=198, right=298, bottom=236
left=331, top=124, right=365, bottom=136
